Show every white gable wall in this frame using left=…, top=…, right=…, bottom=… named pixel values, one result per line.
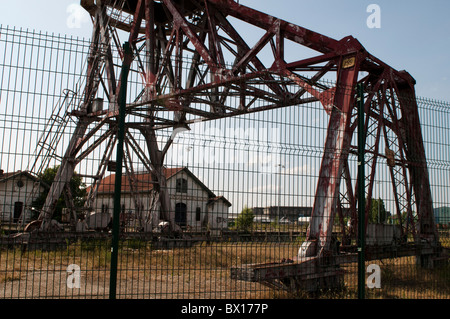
left=167, top=170, right=211, bottom=229
left=92, top=170, right=229, bottom=231
left=207, top=200, right=230, bottom=235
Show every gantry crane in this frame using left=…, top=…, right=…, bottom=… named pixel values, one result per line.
left=29, top=0, right=444, bottom=290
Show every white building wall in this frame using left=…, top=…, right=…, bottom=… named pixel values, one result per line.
left=167, top=170, right=210, bottom=230
left=92, top=170, right=227, bottom=231
left=207, top=200, right=229, bottom=233
left=0, top=177, right=45, bottom=223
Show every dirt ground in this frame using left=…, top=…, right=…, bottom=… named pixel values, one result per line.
left=1, top=242, right=448, bottom=299
left=0, top=267, right=273, bottom=299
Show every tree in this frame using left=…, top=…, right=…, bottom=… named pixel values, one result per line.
left=32, top=166, right=87, bottom=222
left=398, top=210, right=418, bottom=226
left=235, top=206, right=254, bottom=232
left=368, top=198, right=387, bottom=224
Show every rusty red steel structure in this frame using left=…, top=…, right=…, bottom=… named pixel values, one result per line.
left=35, top=0, right=439, bottom=260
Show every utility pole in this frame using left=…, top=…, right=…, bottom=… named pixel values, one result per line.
left=109, top=42, right=132, bottom=300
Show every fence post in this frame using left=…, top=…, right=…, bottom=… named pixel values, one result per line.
left=109, top=41, right=132, bottom=299
left=357, top=82, right=366, bottom=299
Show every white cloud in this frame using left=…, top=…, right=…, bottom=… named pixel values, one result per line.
left=66, top=3, right=90, bottom=29
left=286, top=164, right=313, bottom=175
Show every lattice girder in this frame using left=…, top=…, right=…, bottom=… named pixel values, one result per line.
left=36, top=0, right=438, bottom=251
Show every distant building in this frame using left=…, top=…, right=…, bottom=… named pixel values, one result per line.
left=252, top=206, right=312, bottom=223
left=251, top=205, right=355, bottom=224
left=0, top=170, right=48, bottom=224
left=90, top=167, right=231, bottom=232
left=434, top=207, right=450, bottom=225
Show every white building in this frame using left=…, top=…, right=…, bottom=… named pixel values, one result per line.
left=90, top=167, right=231, bottom=233
left=0, top=170, right=48, bottom=224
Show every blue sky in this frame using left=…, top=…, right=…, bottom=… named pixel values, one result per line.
left=1, top=0, right=449, bottom=102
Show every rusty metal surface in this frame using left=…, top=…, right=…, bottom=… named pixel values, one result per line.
left=231, top=243, right=447, bottom=291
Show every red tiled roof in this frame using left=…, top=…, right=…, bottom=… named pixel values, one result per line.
left=94, top=167, right=184, bottom=194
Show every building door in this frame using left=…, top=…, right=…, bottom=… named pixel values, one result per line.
left=13, top=201, right=23, bottom=223
left=175, top=203, right=187, bottom=227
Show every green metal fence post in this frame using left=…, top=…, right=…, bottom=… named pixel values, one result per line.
left=357, top=82, right=366, bottom=299
left=109, top=42, right=132, bottom=300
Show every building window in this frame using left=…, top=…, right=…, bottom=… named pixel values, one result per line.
left=196, top=207, right=201, bottom=222
left=176, top=178, right=188, bottom=193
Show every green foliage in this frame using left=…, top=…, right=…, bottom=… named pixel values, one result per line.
left=368, top=198, right=387, bottom=224
left=235, top=206, right=254, bottom=232
left=32, top=165, right=87, bottom=221
left=404, top=210, right=419, bottom=227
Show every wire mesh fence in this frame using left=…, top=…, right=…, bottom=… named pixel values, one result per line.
left=0, top=26, right=449, bottom=300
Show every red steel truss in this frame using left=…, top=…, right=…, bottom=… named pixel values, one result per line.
left=35, top=0, right=439, bottom=257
